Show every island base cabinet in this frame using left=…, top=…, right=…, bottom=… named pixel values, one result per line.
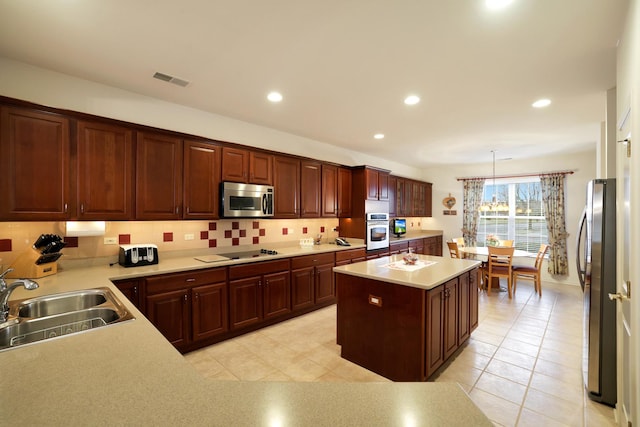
left=336, top=267, right=478, bottom=382
left=336, top=274, right=426, bottom=382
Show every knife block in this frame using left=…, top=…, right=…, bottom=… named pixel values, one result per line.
left=6, top=248, right=58, bottom=279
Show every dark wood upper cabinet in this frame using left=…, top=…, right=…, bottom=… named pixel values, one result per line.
left=300, top=160, right=321, bottom=218
left=221, top=147, right=273, bottom=185
left=77, top=120, right=134, bottom=220
left=0, top=106, right=71, bottom=220
left=221, top=147, right=248, bottom=182
left=364, top=167, right=389, bottom=201
left=337, top=167, right=352, bottom=218
left=388, top=175, right=397, bottom=217
left=321, top=164, right=338, bottom=217
left=136, top=132, right=183, bottom=220
left=273, top=155, right=300, bottom=218
left=183, top=140, right=221, bottom=219
left=249, top=151, right=273, bottom=185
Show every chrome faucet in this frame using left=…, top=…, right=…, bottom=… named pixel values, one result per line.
left=0, top=268, right=39, bottom=323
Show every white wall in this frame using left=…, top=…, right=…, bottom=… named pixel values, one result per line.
left=0, top=57, right=422, bottom=178
left=418, top=149, right=597, bottom=286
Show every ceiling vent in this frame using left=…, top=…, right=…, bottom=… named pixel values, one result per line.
left=153, top=71, right=190, bottom=87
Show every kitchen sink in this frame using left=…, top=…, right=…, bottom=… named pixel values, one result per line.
left=16, top=289, right=108, bottom=318
left=1, top=287, right=134, bottom=351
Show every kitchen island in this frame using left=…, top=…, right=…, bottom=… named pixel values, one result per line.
left=334, top=254, right=481, bottom=381
left=1, top=245, right=490, bottom=426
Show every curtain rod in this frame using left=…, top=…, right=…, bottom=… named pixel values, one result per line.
left=456, top=169, right=575, bottom=181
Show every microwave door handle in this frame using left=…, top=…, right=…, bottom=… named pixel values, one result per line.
left=262, top=194, right=267, bottom=214
left=576, top=207, right=587, bottom=291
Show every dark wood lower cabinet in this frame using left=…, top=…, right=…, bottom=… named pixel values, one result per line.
left=144, top=267, right=227, bottom=351
left=229, top=259, right=291, bottom=330
left=113, top=279, right=142, bottom=310
left=337, top=267, right=478, bottom=381
left=291, top=252, right=335, bottom=311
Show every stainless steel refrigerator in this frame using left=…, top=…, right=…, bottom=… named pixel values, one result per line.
left=576, top=178, right=616, bottom=406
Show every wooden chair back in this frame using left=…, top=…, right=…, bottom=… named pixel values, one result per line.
left=447, top=241, right=460, bottom=259
left=534, top=244, right=549, bottom=270
left=454, top=237, right=465, bottom=248
left=485, top=246, right=515, bottom=297
left=512, top=244, right=549, bottom=297
left=498, top=239, right=514, bottom=247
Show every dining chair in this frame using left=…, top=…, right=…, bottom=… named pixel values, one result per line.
left=512, top=244, right=549, bottom=296
left=498, top=239, right=514, bottom=247
left=454, top=237, right=465, bottom=248
left=447, top=241, right=460, bottom=259
left=484, top=246, right=515, bottom=297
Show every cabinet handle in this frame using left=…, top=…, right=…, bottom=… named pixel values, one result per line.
left=64, top=203, right=68, bottom=213
left=265, top=279, right=269, bottom=286
left=175, top=206, right=179, bottom=214
left=133, top=286, right=138, bottom=296
left=258, top=280, right=262, bottom=287
left=186, top=278, right=196, bottom=282
left=184, top=294, right=188, bottom=302
left=80, top=203, right=84, bottom=214
left=195, top=293, right=199, bottom=299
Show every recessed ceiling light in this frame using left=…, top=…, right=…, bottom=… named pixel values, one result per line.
left=485, top=0, right=514, bottom=11
left=374, top=133, right=385, bottom=140
left=404, top=95, right=420, bottom=105
left=532, top=98, right=551, bottom=108
left=267, top=91, right=283, bottom=103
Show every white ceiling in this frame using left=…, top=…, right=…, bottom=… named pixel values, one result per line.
left=0, top=0, right=629, bottom=166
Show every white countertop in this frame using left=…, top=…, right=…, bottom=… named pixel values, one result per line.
left=0, top=237, right=492, bottom=426
left=333, top=254, right=481, bottom=290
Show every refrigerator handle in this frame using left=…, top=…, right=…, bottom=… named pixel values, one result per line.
left=576, top=207, right=587, bottom=291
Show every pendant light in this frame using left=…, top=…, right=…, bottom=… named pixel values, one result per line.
left=479, top=150, right=509, bottom=212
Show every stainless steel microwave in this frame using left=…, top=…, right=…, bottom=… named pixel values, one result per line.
left=221, top=182, right=274, bottom=218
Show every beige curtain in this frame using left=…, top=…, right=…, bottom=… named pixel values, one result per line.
left=462, top=178, right=485, bottom=246
left=540, top=173, right=569, bottom=275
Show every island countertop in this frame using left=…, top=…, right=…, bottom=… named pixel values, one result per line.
left=333, top=253, right=481, bottom=290
left=1, top=241, right=491, bottom=426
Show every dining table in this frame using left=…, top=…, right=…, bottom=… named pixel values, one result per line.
left=458, top=246, right=535, bottom=291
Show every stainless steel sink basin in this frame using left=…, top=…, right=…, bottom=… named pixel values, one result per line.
left=16, top=289, right=108, bottom=318
left=1, top=287, right=134, bottom=351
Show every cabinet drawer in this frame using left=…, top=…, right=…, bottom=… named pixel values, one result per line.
left=408, top=239, right=422, bottom=249
left=229, top=259, right=290, bottom=280
left=335, top=248, right=366, bottom=262
left=291, top=252, right=335, bottom=269
left=390, top=241, right=408, bottom=251
left=146, top=268, right=227, bottom=294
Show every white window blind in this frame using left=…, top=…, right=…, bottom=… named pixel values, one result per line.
left=477, top=177, right=548, bottom=252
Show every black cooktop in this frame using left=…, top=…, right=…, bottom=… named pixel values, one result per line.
left=218, top=249, right=278, bottom=259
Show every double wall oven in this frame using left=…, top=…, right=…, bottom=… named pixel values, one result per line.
left=365, top=212, right=390, bottom=251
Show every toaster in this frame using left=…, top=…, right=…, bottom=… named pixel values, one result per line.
left=119, top=244, right=159, bottom=267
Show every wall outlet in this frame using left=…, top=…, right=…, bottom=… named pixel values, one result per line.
left=104, top=237, right=117, bottom=245
left=184, top=233, right=194, bottom=241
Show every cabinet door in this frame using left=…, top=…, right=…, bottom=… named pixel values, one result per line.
left=229, top=276, right=262, bottom=329
left=378, top=171, right=389, bottom=201
left=192, top=282, right=228, bottom=341
left=113, top=279, right=142, bottom=310
left=263, top=270, right=291, bottom=319
left=291, top=267, right=314, bottom=311
left=300, top=160, right=321, bottom=217
left=424, top=183, right=433, bottom=217
left=0, top=107, right=71, bottom=220
left=315, top=263, right=335, bottom=304
left=273, top=155, right=300, bottom=218
left=388, top=176, right=397, bottom=217
left=183, top=140, right=221, bottom=219
left=337, top=167, right=352, bottom=217
left=249, top=151, right=273, bottom=185
left=443, top=280, right=459, bottom=359
left=221, top=146, right=248, bottom=182
left=146, top=289, right=190, bottom=349
left=136, top=132, right=183, bottom=219
left=321, top=164, right=337, bottom=217
left=426, top=287, right=444, bottom=377
left=458, top=273, right=470, bottom=344
left=365, top=168, right=379, bottom=200
left=77, top=121, right=134, bottom=220
left=469, top=268, right=479, bottom=332
left=412, top=181, right=425, bottom=216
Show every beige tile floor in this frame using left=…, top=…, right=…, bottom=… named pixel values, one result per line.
left=184, top=280, right=617, bottom=426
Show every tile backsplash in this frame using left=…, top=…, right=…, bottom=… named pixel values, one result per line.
left=0, top=219, right=340, bottom=267
left=0, top=217, right=429, bottom=269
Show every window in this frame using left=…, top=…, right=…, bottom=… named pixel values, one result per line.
left=477, top=177, right=547, bottom=252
